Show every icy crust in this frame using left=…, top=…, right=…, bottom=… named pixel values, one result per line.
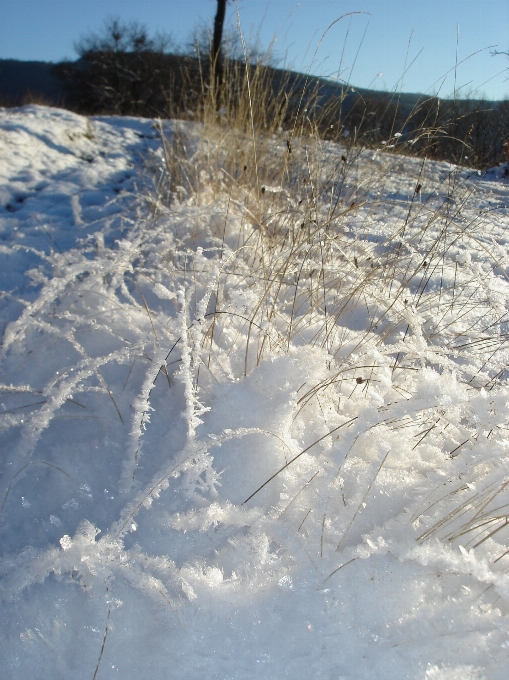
left=1, top=107, right=509, bottom=679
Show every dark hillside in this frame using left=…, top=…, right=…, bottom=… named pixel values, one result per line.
left=1, top=57, right=507, bottom=168
left=0, top=59, right=63, bottom=106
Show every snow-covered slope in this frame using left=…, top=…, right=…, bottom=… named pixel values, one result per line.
left=1, top=105, right=509, bottom=680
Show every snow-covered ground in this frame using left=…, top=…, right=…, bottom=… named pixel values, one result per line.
left=1, top=105, right=509, bottom=679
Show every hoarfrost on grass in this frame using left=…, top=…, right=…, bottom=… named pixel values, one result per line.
left=1, top=106, right=509, bottom=679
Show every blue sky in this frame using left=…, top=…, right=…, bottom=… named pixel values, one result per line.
left=0, top=0, right=508, bottom=100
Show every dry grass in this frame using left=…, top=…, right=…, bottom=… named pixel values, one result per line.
left=147, top=23, right=509, bottom=567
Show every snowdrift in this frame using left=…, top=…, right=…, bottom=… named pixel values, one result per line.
left=1, top=105, right=509, bottom=679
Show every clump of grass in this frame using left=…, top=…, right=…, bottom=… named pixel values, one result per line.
left=163, top=29, right=494, bottom=375
left=150, top=18, right=509, bottom=566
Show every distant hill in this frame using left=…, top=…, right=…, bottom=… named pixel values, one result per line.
left=0, top=59, right=64, bottom=106
left=1, top=57, right=506, bottom=168
left=0, top=57, right=500, bottom=113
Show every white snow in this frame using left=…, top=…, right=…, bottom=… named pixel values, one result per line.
left=1, top=105, right=509, bottom=679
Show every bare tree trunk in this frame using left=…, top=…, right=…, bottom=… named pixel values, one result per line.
left=212, top=0, right=227, bottom=108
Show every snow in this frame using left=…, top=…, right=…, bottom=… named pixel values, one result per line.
left=1, top=105, right=509, bottom=679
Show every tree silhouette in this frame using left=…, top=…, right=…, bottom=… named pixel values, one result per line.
left=212, top=0, right=227, bottom=106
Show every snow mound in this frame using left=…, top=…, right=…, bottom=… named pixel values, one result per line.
left=1, top=106, right=509, bottom=679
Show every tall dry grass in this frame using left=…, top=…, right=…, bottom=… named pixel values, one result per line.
left=146, top=20, right=509, bottom=563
